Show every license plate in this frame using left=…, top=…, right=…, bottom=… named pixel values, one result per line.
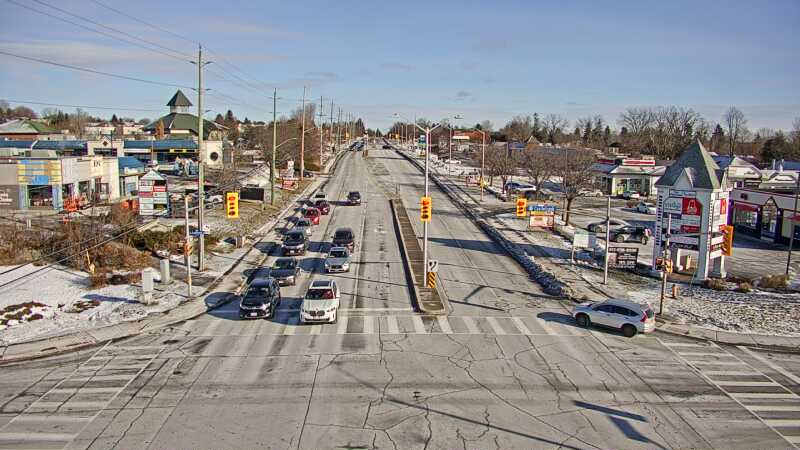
left=249, top=312, right=257, bottom=317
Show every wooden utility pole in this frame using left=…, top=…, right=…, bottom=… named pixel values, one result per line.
left=300, top=86, right=306, bottom=181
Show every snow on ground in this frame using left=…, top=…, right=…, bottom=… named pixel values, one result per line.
left=0, top=264, right=181, bottom=345
left=496, top=215, right=800, bottom=337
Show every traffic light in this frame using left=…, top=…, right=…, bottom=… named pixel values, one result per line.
left=721, top=225, right=734, bottom=256
left=516, top=198, right=527, bottom=217
left=226, top=192, right=239, bottom=219
left=420, top=196, right=432, bottom=222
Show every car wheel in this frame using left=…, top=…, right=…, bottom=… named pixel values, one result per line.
left=615, top=235, right=625, bottom=243
left=575, top=314, right=590, bottom=328
left=622, top=324, right=637, bottom=338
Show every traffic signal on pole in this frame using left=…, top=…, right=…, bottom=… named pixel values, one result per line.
left=516, top=198, right=527, bottom=217
left=420, top=196, right=432, bottom=222
left=721, top=225, right=734, bottom=256
left=226, top=192, right=239, bottom=219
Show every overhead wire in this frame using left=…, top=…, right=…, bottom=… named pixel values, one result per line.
left=0, top=99, right=161, bottom=113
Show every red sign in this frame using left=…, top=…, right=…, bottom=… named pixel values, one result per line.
left=682, top=198, right=702, bottom=216
left=153, top=185, right=166, bottom=192
left=719, top=198, right=728, bottom=215
left=681, top=225, right=700, bottom=233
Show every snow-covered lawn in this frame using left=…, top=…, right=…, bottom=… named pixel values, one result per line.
left=0, top=264, right=180, bottom=345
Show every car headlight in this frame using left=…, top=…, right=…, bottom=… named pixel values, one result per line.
left=326, top=307, right=336, bottom=312
left=261, top=303, right=269, bottom=310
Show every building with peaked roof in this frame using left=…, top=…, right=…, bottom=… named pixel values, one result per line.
left=591, top=156, right=666, bottom=197
left=0, top=119, right=62, bottom=140
left=143, top=90, right=225, bottom=139
left=711, top=154, right=762, bottom=188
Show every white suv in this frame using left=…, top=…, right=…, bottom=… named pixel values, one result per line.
left=300, top=279, right=340, bottom=324
left=572, top=299, right=656, bottom=337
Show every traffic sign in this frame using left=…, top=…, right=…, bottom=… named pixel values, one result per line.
left=420, top=196, right=432, bottom=222
left=427, top=259, right=439, bottom=273
left=189, top=231, right=205, bottom=237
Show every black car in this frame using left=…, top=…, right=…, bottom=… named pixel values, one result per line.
left=347, top=191, right=361, bottom=205
left=609, top=226, right=651, bottom=244
left=239, top=278, right=281, bottom=319
left=382, top=144, right=392, bottom=149
left=332, top=227, right=355, bottom=251
left=270, top=257, right=300, bottom=286
left=282, top=230, right=309, bottom=256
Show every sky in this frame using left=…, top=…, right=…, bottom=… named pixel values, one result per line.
left=1, top=0, right=799, bottom=133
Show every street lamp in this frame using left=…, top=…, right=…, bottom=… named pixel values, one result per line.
left=441, top=115, right=464, bottom=177
left=461, top=126, right=488, bottom=202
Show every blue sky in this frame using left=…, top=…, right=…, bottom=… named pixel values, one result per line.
left=1, top=0, right=798, bottom=132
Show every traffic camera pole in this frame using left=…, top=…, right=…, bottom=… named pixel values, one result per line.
left=659, top=214, right=672, bottom=314
left=603, top=196, right=611, bottom=284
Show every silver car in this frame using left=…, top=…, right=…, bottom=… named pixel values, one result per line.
left=573, top=298, right=656, bottom=337
left=295, top=218, right=313, bottom=236
left=324, top=247, right=351, bottom=273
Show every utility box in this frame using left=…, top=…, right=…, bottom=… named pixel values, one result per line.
left=141, top=267, right=155, bottom=304
left=160, top=259, right=171, bottom=284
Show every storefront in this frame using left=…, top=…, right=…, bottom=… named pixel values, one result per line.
left=592, top=157, right=666, bottom=197
left=730, top=188, right=800, bottom=247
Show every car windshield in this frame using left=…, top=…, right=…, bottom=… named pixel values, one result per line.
left=306, top=209, right=319, bottom=216
left=285, top=233, right=304, bottom=241
left=335, top=231, right=353, bottom=240
left=297, top=219, right=310, bottom=226
left=273, top=259, right=295, bottom=270
left=329, top=250, right=347, bottom=258
left=349, top=192, right=360, bottom=198
left=242, top=286, right=268, bottom=305
left=306, top=289, right=334, bottom=300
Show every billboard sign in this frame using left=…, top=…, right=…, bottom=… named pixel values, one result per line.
left=608, top=246, right=639, bottom=269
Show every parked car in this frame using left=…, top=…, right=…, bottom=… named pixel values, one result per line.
left=636, top=201, right=657, bottom=214
left=587, top=219, right=629, bottom=233
left=505, top=181, right=534, bottom=194
left=239, top=278, right=281, bottom=319
left=609, top=225, right=651, bottom=244
left=579, top=188, right=604, bottom=197
left=620, top=190, right=641, bottom=199
left=332, top=227, right=355, bottom=251
left=304, top=207, right=321, bottom=225
left=282, top=230, right=309, bottom=256
left=313, top=191, right=326, bottom=202
left=270, top=257, right=300, bottom=286
left=347, top=191, right=362, bottom=205
left=300, top=279, right=341, bottom=324
left=324, top=247, right=351, bottom=273
left=382, top=144, right=392, bottom=149
left=295, top=218, right=313, bottom=236
left=314, top=200, right=331, bottom=215
left=572, top=299, right=656, bottom=337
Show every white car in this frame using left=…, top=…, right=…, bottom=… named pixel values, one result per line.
left=636, top=202, right=657, bottom=214
left=621, top=191, right=641, bottom=199
left=572, top=299, right=656, bottom=337
left=300, top=279, right=340, bottom=324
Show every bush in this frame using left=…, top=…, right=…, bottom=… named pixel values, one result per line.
left=89, top=270, right=109, bottom=288
left=759, top=274, right=789, bottom=289
left=703, top=278, right=727, bottom=291
left=734, top=281, right=753, bottom=293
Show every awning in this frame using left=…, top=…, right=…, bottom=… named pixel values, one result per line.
left=733, top=203, right=758, bottom=212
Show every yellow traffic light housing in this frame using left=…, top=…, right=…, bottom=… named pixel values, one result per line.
left=721, top=225, right=734, bottom=256
left=516, top=198, right=527, bottom=217
left=226, top=192, right=239, bottom=219
left=420, top=196, right=432, bottom=222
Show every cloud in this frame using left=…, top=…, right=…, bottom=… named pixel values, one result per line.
left=472, top=36, right=511, bottom=53
left=455, top=90, right=473, bottom=101
left=380, top=62, right=416, bottom=72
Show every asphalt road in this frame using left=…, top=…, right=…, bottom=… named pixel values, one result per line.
left=0, top=144, right=798, bottom=450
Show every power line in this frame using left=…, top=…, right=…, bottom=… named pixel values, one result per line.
left=89, top=0, right=197, bottom=45
left=0, top=99, right=161, bottom=113
left=0, top=50, right=194, bottom=89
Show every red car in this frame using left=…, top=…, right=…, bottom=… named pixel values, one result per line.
left=304, top=207, right=321, bottom=225
left=314, top=200, right=331, bottom=215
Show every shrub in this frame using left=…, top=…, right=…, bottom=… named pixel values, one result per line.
left=734, top=281, right=753, bottom=293
left=759, top=274, right=789, bottom=289
left=89, top=270, right=109, bottom=288
left=703, top=278, right=727, bottom=291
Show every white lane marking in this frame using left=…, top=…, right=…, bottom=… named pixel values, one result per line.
left=536, top=318, right=555, bottom=336
left=0, top=431, right=76, bottom=441
left=437, top=316, right=453, bottom=334
left=412, top=316, right=426, bottom=334
left=486, top=317, right=506, bottom=335
left=739, top=346, right=800, bottom=386
left=728, top=393, right=798, bottom=399
left=683, top=360, right=742, bottom=366
left=661, top=341, right=706, bottom=348
left=705, top=370, right=764, bottom=376
left=337, top=316, right=349, bottom=335
left=363, top=316, right=374, bottom=335
left=49, top=388, right=121, bottom=395
left=676, top=352, right=738, bottom=357
left=386, top=316, right=399, bottom=334
left=764, top=419, right=800, bottom=427
left=747, top=405, right=800, bottom=412
left=462, top=316, right=480, bottom=335
left=512, top=317, right=532, bottom=335
left=310, top=324, right=322, bottom=335
left=715, top=381, right=779, bottom=387
left=13, top=415, right=92, bottom=423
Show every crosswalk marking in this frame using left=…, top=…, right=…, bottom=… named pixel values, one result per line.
left=337, top=316, right=348, bottom=335
left=310, top=324, right=322, bottom=335
left=684, top=360, right=742, bottom=366
left=729, top=393, right=797, bottom=399
left=50, top=387, right=121, bottom=395
left=486, top=317, right=506, bottom=335
left=705, top=370, right=763, bottom=376
left=764, top=419, right=800, bottom=427
left=715, top=381, right=778, bottom=387
left=739, top=346, right=800, bottom=385
left=437, top=316, right=452, bottom=334
left=662, top=341, right=706, bottom=348
left=386, top=316, right=399, bottom=334
left=13, top=415, right=92, bottom=423
left=0, top=431, right=76, bottom=441
left=512, top=317, right=532, bottom=335
left=283, top=315, right=300, bottom=335
left=412, top=316, right=426, bottom=334
left=676, top=352, right=738, bottom=357
left=363, top=316, right=374, bottom=334
left=748, top=405, right=800, bottom=412
left=536, top=318, right=555, bottom=336
left=462, top=317, right=480, bottom=335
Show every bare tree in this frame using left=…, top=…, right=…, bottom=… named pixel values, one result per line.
left=482, top=145, right=519, bottom=190
left=555, top=148, right=596, bottom=225
left=519, top=148, right=556, bottom=194
left=479, top=120, right=494, bottom=132
left=723, top=107, right=748, bottom=157
left=501, top=115, right=533, bottom=142
left=541, top=114, right=568, bottom=144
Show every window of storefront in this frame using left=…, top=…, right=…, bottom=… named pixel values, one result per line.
left=762, top=202, right=778, bottom=238
left=733, top=208, right=758, bottom=229
left=28, top=185, right=53, bottom=208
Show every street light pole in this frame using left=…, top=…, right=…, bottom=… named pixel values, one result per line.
left=603, top=196, right=611, bottom=284
left=196, top=44, right=207, bottom=271
left=480, top=130, right=486, bottom=202
left=271, top=88, right=277, bottom=205
left=299, top=86, right=306, bottom=181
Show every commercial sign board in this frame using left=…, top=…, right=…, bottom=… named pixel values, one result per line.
left=529, top=214, right=554, bottom=229
left=528, top=204, right=556, bottom=215
left=608, top=246, right=639, bottom=269
left=573, top=230, right=596, bottom=249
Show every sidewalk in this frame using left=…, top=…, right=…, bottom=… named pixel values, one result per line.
left=0, top=152, right=344, bottom=363
left=405, top=148, right=800, bottom=351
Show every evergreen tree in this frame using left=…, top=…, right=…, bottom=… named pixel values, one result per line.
left=110, top=114, right=119, bottom=124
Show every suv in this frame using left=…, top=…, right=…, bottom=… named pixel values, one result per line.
left=313, top=192, right=326, bottom=202
left=300, top=279, right=340, bottom=324
left=295, top=218, right=313, bottom=236
left=609, top=225, right=651, bottom=244
left=587, top=219, right=629, bottom=233
left=573, top=299, right=656, bottom=337
left=304, top=207, right=321, bottom=225
left=282, top=230, right=308, bottom=256
left=325, top=247, right=351, bottom=273
left=239, top=278, right=281, bottom=319
left=270, top=257, right=300, bottom=286
left=332, top=227, right=355, bottom=251
left=347, top=191, right=361, bottom=205
left=314, top=200, right=331, bottom=215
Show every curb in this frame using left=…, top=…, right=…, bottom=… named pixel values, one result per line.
left=388, top=198, right=422, bottom=313
left=0, top=154, right=345, bottom=365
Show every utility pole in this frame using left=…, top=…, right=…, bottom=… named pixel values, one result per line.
left=300, top=86, right=306, bottom=181
left=603, top=196, right=611, bottom=284
left=271, top=88, right=277, bottom=205
left=659, top=214, right=672, bottom=314
left=787, top=174, right=800, bottom=274
left=184, top=195, right=192, bottom=298
left=480, top=131, right=486, bottom=202
left=196, top=44, right=206, bottom=271
left=329, top=100, right=334, bottom=154
left=318, top=96, right=324, bottom=168
left=336, top=108, right=342, bottom=149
